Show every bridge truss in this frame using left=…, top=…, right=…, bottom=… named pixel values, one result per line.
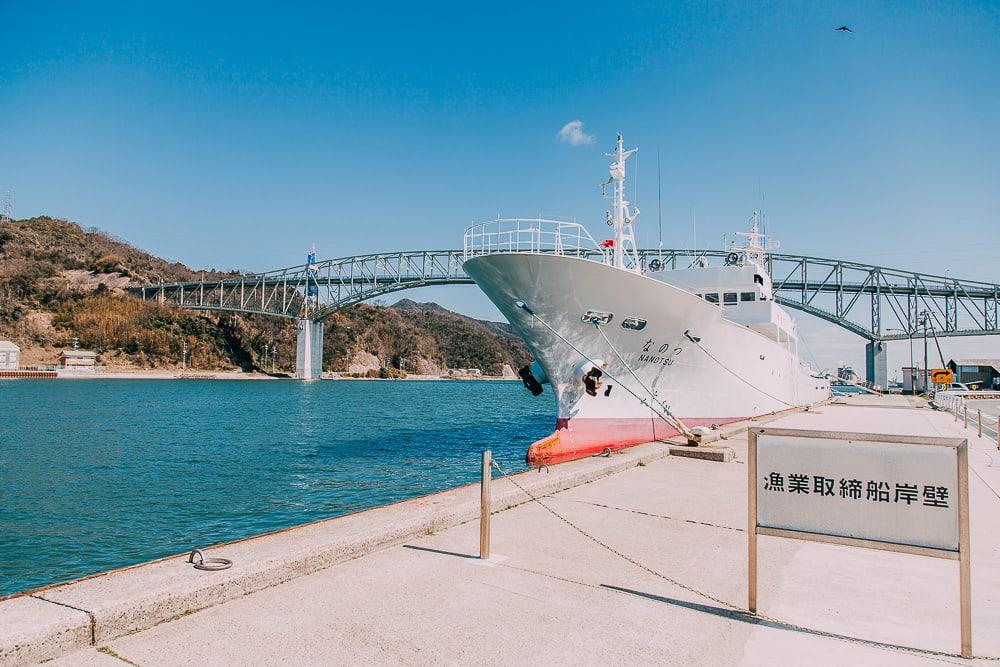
left=129, top=248, right=1000, bottom=344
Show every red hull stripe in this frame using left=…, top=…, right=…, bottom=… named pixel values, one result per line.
left=526, top=416, right=745, bottom=465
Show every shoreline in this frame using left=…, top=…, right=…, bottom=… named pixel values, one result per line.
left=0, top=438, right=675, bottom=663
left=5, top=370, right=521, bottom=382
left=10, top=394, right=992, bottom=665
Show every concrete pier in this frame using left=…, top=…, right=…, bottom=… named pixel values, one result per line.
left=294, top=318, right=323, bottom=380
left=865, top=339, right=888, bottom=388
left=4, top=395, right=1000, bottom=665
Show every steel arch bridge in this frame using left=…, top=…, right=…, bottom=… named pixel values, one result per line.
left=127, top=248, right=1000, bottom=381
left=128, top=248, right=1000, bottom=340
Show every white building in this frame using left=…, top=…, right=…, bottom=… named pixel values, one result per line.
left=0, top=341, right=20, bottom=370
left=59, top=349, right=97, bottom=371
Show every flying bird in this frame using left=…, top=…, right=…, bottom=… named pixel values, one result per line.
left=835, top=25, right=853, bottom=32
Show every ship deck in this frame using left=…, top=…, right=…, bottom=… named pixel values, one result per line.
left=7, top=394, right=1000, bottom=665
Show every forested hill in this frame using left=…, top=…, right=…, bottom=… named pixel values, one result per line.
left=0, top=216, right=530, bottom=374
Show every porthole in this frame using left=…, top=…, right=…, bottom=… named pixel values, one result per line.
left=581, top=310, right=613, bottom=325
left=621, top=317, right=647, bottom=331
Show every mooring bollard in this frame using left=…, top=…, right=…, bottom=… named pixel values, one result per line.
left=978, top=410, right=983, bottom=438
left=480, top=450, right=491, bottom=560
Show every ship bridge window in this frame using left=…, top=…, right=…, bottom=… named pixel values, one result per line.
left=741, top=292, right=756, bottom=302
left=704, top=293, right=719, bottom=304
left=723, top=292, right=738, bottom=305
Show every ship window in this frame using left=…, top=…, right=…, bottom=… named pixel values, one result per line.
left=581, top=310, right=613, bottom=325
left=754, top=274, right=764, bottom=285
left=741, top=292, right=756, bottom=302
left=704, top=293, right=719, bottom=304
left=723, top=292, right=738, bottom=305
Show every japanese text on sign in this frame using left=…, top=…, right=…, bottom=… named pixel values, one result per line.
left=754, top=432, right=961, bottom=552
left=763, top=472, right=949, bottom=507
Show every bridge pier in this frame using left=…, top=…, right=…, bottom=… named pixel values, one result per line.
left=295, top=318, right=324, bottom=380
left=865, top=340, right=887, bottom=390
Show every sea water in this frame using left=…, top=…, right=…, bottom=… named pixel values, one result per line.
left=0, top=379, right=552, bottom=596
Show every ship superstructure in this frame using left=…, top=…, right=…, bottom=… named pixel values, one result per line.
left=462, top=135, right=830, bottom=464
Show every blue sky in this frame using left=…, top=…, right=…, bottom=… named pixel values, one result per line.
left=2, top=1, right=998, bottom=373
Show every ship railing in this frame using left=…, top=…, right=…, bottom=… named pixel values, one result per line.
left=463, top=218, right=603, bottom=260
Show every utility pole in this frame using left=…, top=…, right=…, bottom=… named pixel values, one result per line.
left=921, top=310, right=929, bottom=394
left=908, top=328, right=915, bottom=394
left=0, top=191, right=11, bottom=225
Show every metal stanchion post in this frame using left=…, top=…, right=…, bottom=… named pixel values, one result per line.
left=964, top=404, right=968, bottom=429
left=978, top=410, right=982, bottom=438
left=480, top=450, right=491, bottom=560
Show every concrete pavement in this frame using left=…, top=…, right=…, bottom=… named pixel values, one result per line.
left=16, top=395, right=1000, bottom=665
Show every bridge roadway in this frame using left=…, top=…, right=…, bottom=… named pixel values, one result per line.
left=127, top=248, right=1000, bottom=384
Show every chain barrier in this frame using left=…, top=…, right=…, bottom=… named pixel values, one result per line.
left=488, top=456, right=999, bottom=662
left=491, top=457, right=745, bottom=611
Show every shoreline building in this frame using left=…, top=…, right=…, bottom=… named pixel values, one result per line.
left=0, top=341, right=20, bottom=371
left=947, top=359, right=1000, bottom=390
left=59, top=349, right=97, bottom=372
left=902, top=365, right=926, bottom=394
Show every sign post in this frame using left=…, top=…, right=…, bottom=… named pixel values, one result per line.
left=480, top=450, right=491, bottom=559
left=748, top=427, right=970, bottom=658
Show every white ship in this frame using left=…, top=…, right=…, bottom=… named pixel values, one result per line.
left=462, top=134, right=830, bottom=464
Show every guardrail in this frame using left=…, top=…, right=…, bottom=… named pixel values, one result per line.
left=463, top=218, right=603, bottom=259
left=936, top=391, right=1000, bottom=448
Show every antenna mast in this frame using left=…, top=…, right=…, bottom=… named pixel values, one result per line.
left=693, top=207, right=697, bottom=252
left=605, top=134, right=640, bottom=271
left=656, top=150, right=663, bottom=261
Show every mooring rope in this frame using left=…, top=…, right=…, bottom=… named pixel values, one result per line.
left=590, top=321, right=693, bottom=438
left=514, top=301, right=694, bottom=439
left=689, top=338, right=802, bottom=408
left=516, top=297, right=801, bottom=429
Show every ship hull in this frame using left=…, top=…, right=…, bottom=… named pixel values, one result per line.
left=463, top=253, right=830, bottom=464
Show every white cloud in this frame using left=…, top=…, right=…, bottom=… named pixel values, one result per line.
left=556, top=120, right=594, bottom=146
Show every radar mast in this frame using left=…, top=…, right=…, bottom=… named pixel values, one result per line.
left=605, top=134, right=640, bottom=272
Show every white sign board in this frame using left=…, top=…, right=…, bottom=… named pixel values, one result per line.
left=755, top=432, right=960, bottom=551
left=747, top=427, right=971, bottom=658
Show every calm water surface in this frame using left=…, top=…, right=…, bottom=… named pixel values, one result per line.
left=0, top=379, right=552, bottom=596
